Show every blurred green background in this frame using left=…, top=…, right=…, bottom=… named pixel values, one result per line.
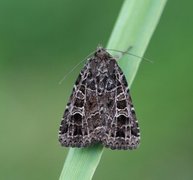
left=1, top=0, right=193, bottom=179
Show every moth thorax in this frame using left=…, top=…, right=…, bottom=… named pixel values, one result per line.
left=95, top=47, right=110, bottom=60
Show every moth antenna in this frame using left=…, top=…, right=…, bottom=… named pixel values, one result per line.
left=106, top=48, right=153, bottom=63
left=58, top=50, right=96, bottom=85
left=58, top=59, right=85, bottom=85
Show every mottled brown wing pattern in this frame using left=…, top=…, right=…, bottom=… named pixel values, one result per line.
left=59, top=63, right=96, bottom=147
left=101, top=60, right=140, bottom=150
left=58, top=47, right=140, bottom=150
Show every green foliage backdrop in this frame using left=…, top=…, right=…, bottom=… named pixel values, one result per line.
left=0, top=0, right=193, bottom=180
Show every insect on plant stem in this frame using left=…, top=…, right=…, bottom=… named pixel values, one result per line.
left=58, top=46, right=140, bottom=150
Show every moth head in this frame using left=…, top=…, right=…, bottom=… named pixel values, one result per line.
left=95, top=46, right=110, bottom=59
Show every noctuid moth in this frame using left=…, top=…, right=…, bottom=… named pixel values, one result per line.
left=58, top=46, right=140, bottom=150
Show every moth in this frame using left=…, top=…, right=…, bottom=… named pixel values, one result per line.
left=58, top=46, right=140, bottom=150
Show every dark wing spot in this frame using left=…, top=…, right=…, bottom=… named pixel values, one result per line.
left=116, top=86, right=123, bottom=95
left=102, top=76, right=108, bottom=85
left=131, top=108, right=136, bottom=114
left=127, top=88, right=130, bottom=94
left=74, top=126, right=82, bottom=136
left=74, top=98, right=84, bottom=107
left=117, top=100, right=127, bottom=109
left=82, top=79, right=86, bottom=85
left=131, top=127, right=139, bottom=137
left=116, top=129, right=125, bottom=138
left=96, top=76, right=100, bottom=84
left=72, top=113, right=82, bottom=125
left=117, top=115, right=128, bottom=126
left=116, top=80, right=121, bottom=86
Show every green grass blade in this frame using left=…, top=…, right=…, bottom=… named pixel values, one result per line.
left=107, top=0, right=167, bottom=85
left=59, top=144, right=103, bottom=180
left=59, top=0, right=167, bottom=180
